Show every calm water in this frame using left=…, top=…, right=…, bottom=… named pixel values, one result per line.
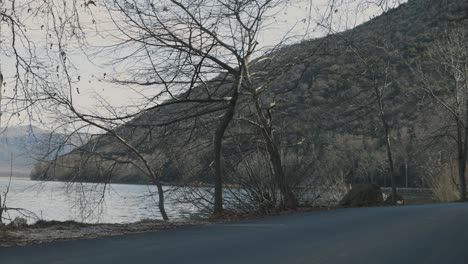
left=0, top=178, right=199, bottom=223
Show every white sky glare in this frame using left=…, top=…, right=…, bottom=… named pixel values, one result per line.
left=0, top=0, right=405, bottom=131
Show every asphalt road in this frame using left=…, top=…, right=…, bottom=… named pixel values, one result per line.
left=2, top=203, right=468, bottom=264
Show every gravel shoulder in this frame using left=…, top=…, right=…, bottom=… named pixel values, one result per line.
left=0, top=207, right=325, bottom=247
left=0, top=219, right=208, bottom=247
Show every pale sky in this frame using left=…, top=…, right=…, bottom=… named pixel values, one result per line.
left=0, top=0, right=405, bottom=132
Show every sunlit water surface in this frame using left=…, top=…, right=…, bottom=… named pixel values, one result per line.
left=0, top=177, right=199, bottom=223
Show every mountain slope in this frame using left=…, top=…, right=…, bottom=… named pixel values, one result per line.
left=0, top=126, right=86, bottom=176
left=32, top=0, right=468, bottom=186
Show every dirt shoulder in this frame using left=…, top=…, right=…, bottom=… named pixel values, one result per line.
left=0, top=207, right=326, bottom=248
left=0, top=219, right=209, bottom=248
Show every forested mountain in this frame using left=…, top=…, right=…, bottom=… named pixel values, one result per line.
left=31, top=0, right=468, bottom=187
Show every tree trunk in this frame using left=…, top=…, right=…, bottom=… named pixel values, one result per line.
left=265, top=137, right=298, bottom=209
left=383, top=123, right=397, bottom=203
left=152, top=177, right=169, bottom=220
left=376, top=80, right=397, bottom=204
left=0, top=195, right=3, bottom=224
left=456, top=122, right=466, bottom=201
left=461, top=83, right=468, bottom=201
left=405, top=160, right=408, bottom=188
left=213, top=82, right=240, bottom=215
left=378, top=95, right=396, bottom=203
left=253, top=99, right=297, bottom=209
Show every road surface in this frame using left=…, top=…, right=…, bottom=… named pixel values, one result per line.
left=2, top=203, right=468, bottom=264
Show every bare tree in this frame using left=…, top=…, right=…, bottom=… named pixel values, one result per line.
left=416, top=28, right=468, bottom=201
left=69, top=0, right=301, bottom=215
left=0, top=1, right=90, bottom=125
left=22, top=0, right=403, bottom=220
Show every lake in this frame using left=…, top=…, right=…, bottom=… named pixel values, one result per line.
left=0, top=177, right=200, bottom=224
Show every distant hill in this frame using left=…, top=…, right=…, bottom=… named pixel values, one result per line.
left=31, top=0, right=468, bottom=186
left=0, top=126, right=88, bottom=177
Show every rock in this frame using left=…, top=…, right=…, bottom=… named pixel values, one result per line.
left=339, top=184, right=383, bottom=207
left=9, top=217, right=27, bottom=228
left=384, top=193, right=405, bottom=205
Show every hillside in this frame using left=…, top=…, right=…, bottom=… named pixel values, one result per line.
left=0, top=126, right=41, bottom=176
left=0, top=126, right=86, bottom=176
left=31, top=0, right=468, bottom=186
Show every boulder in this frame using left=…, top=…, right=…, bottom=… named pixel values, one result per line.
left=9, top=217, right=27, bottom=228
left=339, top=184, right=383, bottom=207
left=385, top=193, right=405, bottom=205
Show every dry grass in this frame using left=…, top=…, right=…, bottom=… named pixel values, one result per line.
left=431, top=162, right=461, bottom=202
left=0, top=219, right=207, bottom=247
left=0, top=226, right=17, bottom=244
